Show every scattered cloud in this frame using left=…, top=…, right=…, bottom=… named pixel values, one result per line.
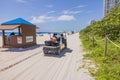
left=31, top=4, right=88, bottom=23
left=47, top=11, right=56, bottom=14
left=61, top=5, right=86, bottom=15
left=76, top=5, right=87, bottom=8
left=31, top=15, right=75, bottom=23
left=57, top=15, right=75, bottom=21
left=46, top=5, right=53, bottom=8
left=67, top=5, right=87, bottom=11
left=16, top=0, right=27, bottom=3
left=31, top=16, right=55, bottom=23
left=63, top=10, right=83, bottom=15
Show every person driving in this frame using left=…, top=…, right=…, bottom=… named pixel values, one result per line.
left=50, top=33, right=57, bottom=42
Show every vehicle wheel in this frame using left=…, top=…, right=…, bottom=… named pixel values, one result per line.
left=44, top=50, right=48, bottom=54
left=44, top=52, right=47, bottom=54
left=55, top=50, right=60, bottom=55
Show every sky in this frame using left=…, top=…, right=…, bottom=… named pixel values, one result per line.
left=0, top=0, right=103, bottom=32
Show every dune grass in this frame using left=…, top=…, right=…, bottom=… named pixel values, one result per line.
left=80, top=33, right=120, bottom=80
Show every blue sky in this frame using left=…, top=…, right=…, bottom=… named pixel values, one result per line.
left=0, top=0, right=103, bottom=32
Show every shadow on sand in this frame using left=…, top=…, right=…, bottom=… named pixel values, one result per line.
left=44, top=48, right=73, bottom=58
left=0, top=44, right=45, bottom=52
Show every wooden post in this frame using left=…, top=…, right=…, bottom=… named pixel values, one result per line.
left=104, top=35, right=108, bottom=56
left=18, top=26, right=21, bottom=35
left=2, top=30, right=5, bottom=48
left=92, top=35, right=95, bottom=47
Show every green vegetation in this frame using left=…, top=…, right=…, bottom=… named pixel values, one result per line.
left=81, top=3, right=120, bottom=41
left=80, top=3, right=120, bottom=80
left=80, top=34, right=120, bottom=80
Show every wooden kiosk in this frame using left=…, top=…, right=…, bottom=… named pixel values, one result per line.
left=0, top=18, right=37, bottom=48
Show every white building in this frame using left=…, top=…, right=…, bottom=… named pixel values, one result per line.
left=104, top=0, right=120, bottom=15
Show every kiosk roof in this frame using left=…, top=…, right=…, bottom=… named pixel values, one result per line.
left=2, top=18, right=35, bottom=26
left=0, top=25, right=20, bottom=30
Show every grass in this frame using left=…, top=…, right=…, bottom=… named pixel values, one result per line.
left=80, top=33, right=120, bottom=80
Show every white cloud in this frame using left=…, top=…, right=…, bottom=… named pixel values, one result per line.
left=76, top=5, right=87, bottom=8
left=31, top=16, right=55, bottom=23
left=57, top=15, right=75, bottom=21
left=67, top=5, right=86, bottom=11
left=16, top=0, right=26, bottom=3
left=61, top=5, right=85, bottom=15
left=31, top=15, right=75, bottom=23
left=47, top=11, right=56, bottom=14
left=63, top=10, right=82, bottom=15
left=46, top=5, right=53, bottom=8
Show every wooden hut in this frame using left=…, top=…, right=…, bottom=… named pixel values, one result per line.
left=0, top=18, right=37, bottom=48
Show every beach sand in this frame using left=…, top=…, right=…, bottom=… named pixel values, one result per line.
left=0, top=33, right=94, bottom=80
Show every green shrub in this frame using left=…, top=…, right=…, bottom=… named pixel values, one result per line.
left=80, top=33, right=120, bottom=80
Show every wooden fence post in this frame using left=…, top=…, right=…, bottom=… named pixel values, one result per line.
left=104, top=35, right=108, bottom=56
left=92, top=35, right=95, bottom=48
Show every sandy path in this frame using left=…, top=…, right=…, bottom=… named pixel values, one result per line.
left=0, top=33, right=94, bottom=80
left=0, top=34, right=49, bottom=71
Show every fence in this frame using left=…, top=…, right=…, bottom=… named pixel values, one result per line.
left=85, top=34, right=120, bottom=56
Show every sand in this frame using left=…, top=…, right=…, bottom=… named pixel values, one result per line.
left=0, top=33, right=94, bottom=80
